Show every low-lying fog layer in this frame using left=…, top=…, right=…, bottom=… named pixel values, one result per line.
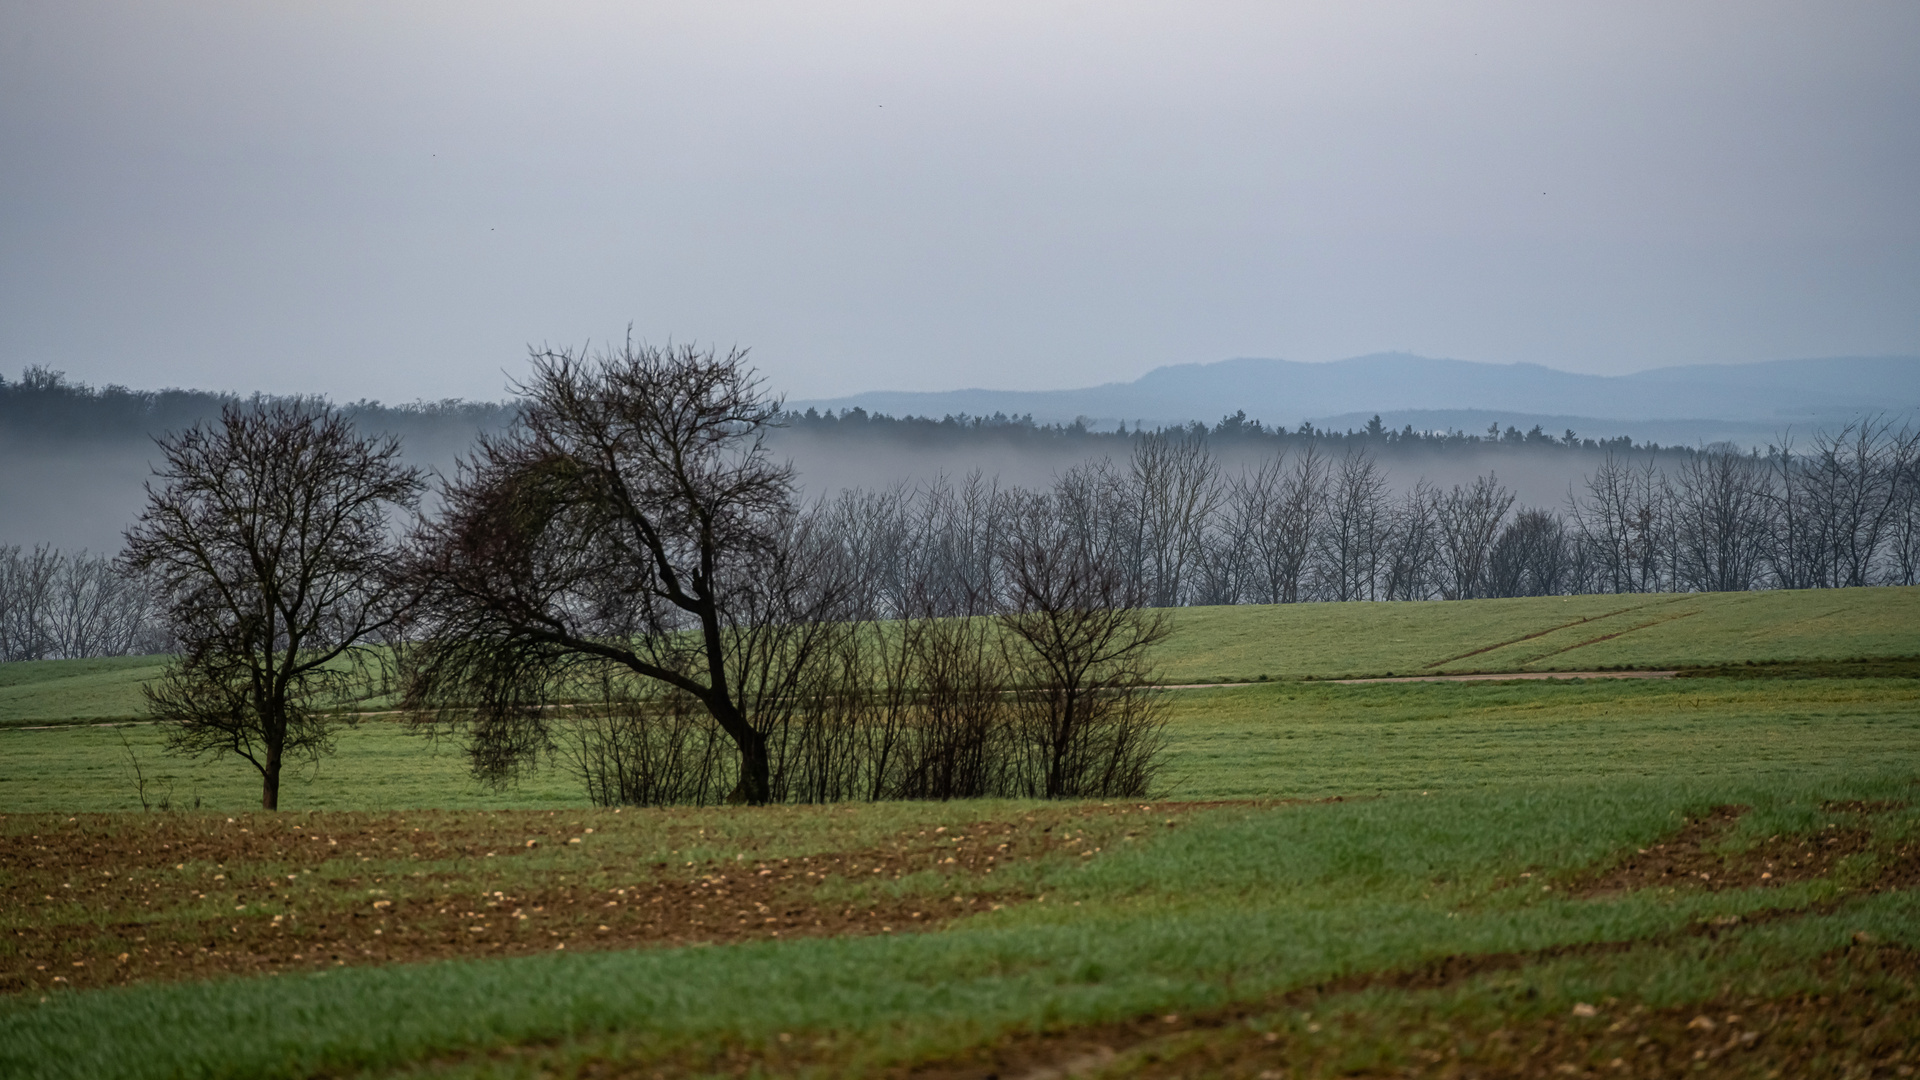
left=771, top=426, right=1643, bottom=517
left=3, top=422, right=1691, bottom=554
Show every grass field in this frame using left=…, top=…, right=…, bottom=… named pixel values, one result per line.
left=6, top=675, right=1919, bottom=813
left=4, top=586, right=1915, bottom=728
left=1157, top=586, right=1920, bottom=682
left=0, top=654, right=168, bottom=727
left=3, top=587, right=1918, bottom=1079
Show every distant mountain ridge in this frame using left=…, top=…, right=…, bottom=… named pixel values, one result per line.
left=791, top=354, right=1919, bottom=437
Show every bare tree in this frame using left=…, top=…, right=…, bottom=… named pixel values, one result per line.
left=401, top=340, right=851, bottom=806
left=1191, top=498, right=1253, bottom=607
left=1435, top=474, right=1515, bottom=600
left=1316, top=448, right=1391, bottom=601
left=1668, top=448, right=1771, bottom=593
left=1567, top=454, right=1668, bottom=594
left=821, top=483, right=912, bottom=620
left=1130, top=433, right=1222, bottom=607
left=0, top=545, right=60, bottom=661
left=1241, top=444, right=1326, bottom=604
left=1890, top=440, right=1920, bottom=587
left=1801, top=419, right=1912, bottom=587
left=998, top=491, right=1170, bottom=799
left=1488, top=507, right=1571, bottom=597
left=121, top=401, right=423, bottom=810
left=1382, top=480, right=1440, bottom=600
left=908, top=472, right=1010, bottom=617
left=1051, top=459, right=1141, bottom=594
left=1761, top=434, right=1826, bottom=590
left=0, top=546, right=163, bottom=661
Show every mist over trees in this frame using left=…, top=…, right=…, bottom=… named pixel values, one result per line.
left=0, top=366, right=515, bottom=553
left=0, top=360, right=1817, bottom=555
left=5, top=365, right=1915, bottom=665
left=0, top=545, right=165, bottom=661
left=810, top=417, right=1919, bottom=610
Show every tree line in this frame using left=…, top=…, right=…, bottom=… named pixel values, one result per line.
left=0, top=364, right=517, bottom=443
left=810, top=419, right=1918, bottom=616
left=0, top=545, right=165, bottom=662
left=786, top=400, right=1663, bottom=455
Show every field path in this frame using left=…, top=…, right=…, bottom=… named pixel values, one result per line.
left=1416, top=598, right=1685, bottom=670
left=1329, top=670, right=1677, bottom=684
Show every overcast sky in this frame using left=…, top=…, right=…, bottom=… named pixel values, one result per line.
left=2, top=2, right=1916, bottom=403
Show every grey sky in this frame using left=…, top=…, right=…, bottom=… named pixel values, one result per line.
left=2, top=1, right=1916, bottom=403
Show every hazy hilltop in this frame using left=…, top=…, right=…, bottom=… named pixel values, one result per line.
left=793, top=354, right=1920, bottom=441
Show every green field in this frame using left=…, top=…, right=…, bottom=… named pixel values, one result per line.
left=0, top=654, right=168, bottom=727
left=4, top=586, right=1916, bottom=729
left=3, top=587, right=1918, bottom=1079
left=6, top=674, right=1918, bottom=814
left=1158, top=586, right=1920, bottom=682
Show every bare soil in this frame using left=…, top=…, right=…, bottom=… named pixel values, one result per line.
left=19, top=796, right=1911, bottom=1080
left=1560, top=804, right=1886, bottom=898
left=3, top=801, right=1220, bottom=994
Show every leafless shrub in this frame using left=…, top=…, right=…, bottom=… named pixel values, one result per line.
left=558, top=680, right=735, bottom=808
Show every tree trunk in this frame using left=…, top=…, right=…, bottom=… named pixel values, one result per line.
left=734, top=727, right=772, bottom=805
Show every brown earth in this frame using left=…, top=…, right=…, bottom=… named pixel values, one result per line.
left=1557, top=804, right=1883, bottom=898
left=396, top=804, right=1920, bottom=1080
left=921, top=945, right=1920, bottom=1080
left=16, top=796, right=1913, bottom=1079
left=3, top=801, right=1223, bottom=995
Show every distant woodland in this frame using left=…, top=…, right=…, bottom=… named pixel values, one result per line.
left=0, top=364, right=518, bottom=446
left=3, top=365, right=1915, bottom=665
